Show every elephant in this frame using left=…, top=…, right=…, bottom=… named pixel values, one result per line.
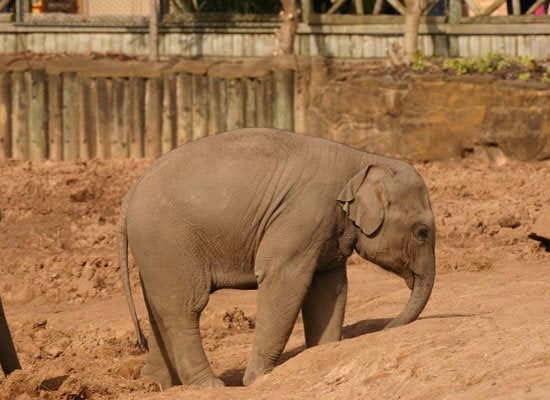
left=118, top=128, right=436, bottom=388
left=0, top=211, right=22, bottom=376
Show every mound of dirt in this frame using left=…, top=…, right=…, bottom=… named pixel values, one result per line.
left=0, top=157, right=549, bottom=399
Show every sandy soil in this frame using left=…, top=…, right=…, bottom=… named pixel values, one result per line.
left=0, top=155, right=549, bottom=400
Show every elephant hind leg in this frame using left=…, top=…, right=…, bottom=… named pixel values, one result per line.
left=162, top=311, right=224, bottom=387
left=140, top=281, right=223, bottom=388
left=140, top=291, right=181, bottom=389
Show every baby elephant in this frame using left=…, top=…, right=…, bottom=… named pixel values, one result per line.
left=119, top=128, right=436, bottom=388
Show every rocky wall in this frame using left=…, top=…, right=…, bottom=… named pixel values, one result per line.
left=306, top=62, right=550, bottom=162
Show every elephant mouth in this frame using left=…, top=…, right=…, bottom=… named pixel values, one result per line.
left=404, top=273, right=414, bottom=290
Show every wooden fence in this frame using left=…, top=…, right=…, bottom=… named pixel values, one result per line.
left=0, top=57, right=301, bottom=160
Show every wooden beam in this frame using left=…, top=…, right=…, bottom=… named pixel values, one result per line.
left=526, top=0, right=546, bottom=14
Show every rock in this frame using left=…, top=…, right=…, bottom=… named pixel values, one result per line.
left=529, top=212, right=550, bottom=243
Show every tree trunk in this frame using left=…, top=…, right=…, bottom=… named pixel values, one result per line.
left=402, top=0, right=426, bottom=64
left=274, top=0, right=299, bottom=56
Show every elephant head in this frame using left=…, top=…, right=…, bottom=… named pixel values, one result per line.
left=338, top=163, right=435, bottom=329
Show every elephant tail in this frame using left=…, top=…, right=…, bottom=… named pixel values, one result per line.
left=118, top=187, right=148, bottom=351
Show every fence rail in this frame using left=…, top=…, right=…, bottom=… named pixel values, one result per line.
left=0, top=1, right=547, bottom=58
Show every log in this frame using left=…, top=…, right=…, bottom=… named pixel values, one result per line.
left=62, top=73, right=79, bottom=160
left=244, top=78, right=256, bottom=128
left=129, top=77, right=145, bottom=157
left=145, top=77, right=162, bottom=157
left=0, top=73, right=12, bottom=158
left=207, top=77, right=225, bottom=136
left=226, top=78, right=244, bottom=131
left=94, top=78, right=114, bottom=159
left=112, top=78, right=130, bottom=158
left=47, top=73, right=63, bottom=160
left=175, top=73, right=192, bottom=145
left=273, top=69, right=294, bottom=131
left=11, top=71, right=29, bottom=160
left=28, top=69, right=48, bottom=160
left=78, top=76, right=94, bottom=159
left=161, top=73, right=176, bottom=154
left=293, top=68, right=309, bottom=134
left=192, top=74, right=208, bottom=140
left=255, top=74, right=274, bottom=128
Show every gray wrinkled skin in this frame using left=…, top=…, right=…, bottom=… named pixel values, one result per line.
left=118, top=128, right=436, bottom=388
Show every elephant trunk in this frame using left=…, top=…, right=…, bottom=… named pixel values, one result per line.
left=384, top=259, right=435, bottom=329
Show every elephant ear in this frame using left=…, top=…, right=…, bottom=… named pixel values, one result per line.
left=337, top=165, right=391, bottom=236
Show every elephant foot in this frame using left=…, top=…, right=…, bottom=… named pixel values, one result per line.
left=191, top=376, right=225, bottom=388
left=243, top=363, right=270, bottom=386
left=141, top=362, right=179, bottom=390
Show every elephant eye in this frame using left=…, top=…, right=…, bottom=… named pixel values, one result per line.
left=413, top=225, right=429, bottom=241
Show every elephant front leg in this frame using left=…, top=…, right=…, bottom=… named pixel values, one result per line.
left=301, top=263, right=347, bottom=347
left=243, top=267, right=314, bottom=386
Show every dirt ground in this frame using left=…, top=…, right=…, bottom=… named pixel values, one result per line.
left=0, top=154, right=549, bottom=400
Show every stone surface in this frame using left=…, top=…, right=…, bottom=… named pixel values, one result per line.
left=306, top=69, right=550, bottom=162
left=531, top=212, right=550, bottom=242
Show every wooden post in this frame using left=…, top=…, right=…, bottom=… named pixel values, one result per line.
left=0, top=73, right=12, bottom=158
left=244, top=78, right=256, bottom=128
left=226, top=79, right=244, bottom=131
left=145, top=77, right=162, bottom=157
left=149, top=0, right=159, bottom=62
left=301, top=0, right=312, bottom=24
left=16, top=0, right=27, bottom=23
left=175, top=73, right=192, bottom=145
left=28, top=69, right=48, bottom=160
left=48, top=73, right=63, bottom=160
left=448, top=0, right=462, bottom=57
left=161, top=73, right=176, bottom=153
left=94, top=78, right=113, bottom=159
left=293, top=67, right=309, bottom=134
left=255, top=74, right=274, bottom=128
left=191, top=74, right=208, bottom=140
left=112, top=78, right=130, bottom=158
left=78, top=76, right=94, bottom=159
left=11, top=71, right=29, bottom=160
left=62, top=73, right=79, bottom=160
left=273, top=69, right=294, bottom=131
left=207, top=77, right=225, bottom=136
left=129, top=77, right=145, bottom=157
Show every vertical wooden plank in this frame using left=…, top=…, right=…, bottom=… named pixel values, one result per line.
left=145, top=77, right=162, bottom=158
left=0, top=73, right=12, bottom=158
left=448, top=0, right=462, bottom=57
left=11, top=71, right=29, bottom=160
left=162, top=73, right=177, bottom=153
left=244, top=78, right=256, bottom=128
left=176, top=73, right=193, bottom=145
left=48, top=74, right=63, bottom=161
left=207, top=77, right=221, bottom=136
left=301, top=0, right=312, bottom=24
left=255, top=74, right=274, bottom=128
left=129, top=77, right=145, bottom=157
left=273, top=69, right=294, bottom=131
left=192, top=74, right=208, bottom=140
left=95, top=78, right=113, bottom=159
left=112, top=78, right=130, bottom=158
left=78, top=76, right=94, bottom=159
left=28, top=69, right=48, bottom=160
left=88, top=79, right=100, bottom=159
left=294, top=67, right=309, bottom=134
left=62, top=73, right=79, bottom=160
left=226, top=79, right=244, bottom=132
